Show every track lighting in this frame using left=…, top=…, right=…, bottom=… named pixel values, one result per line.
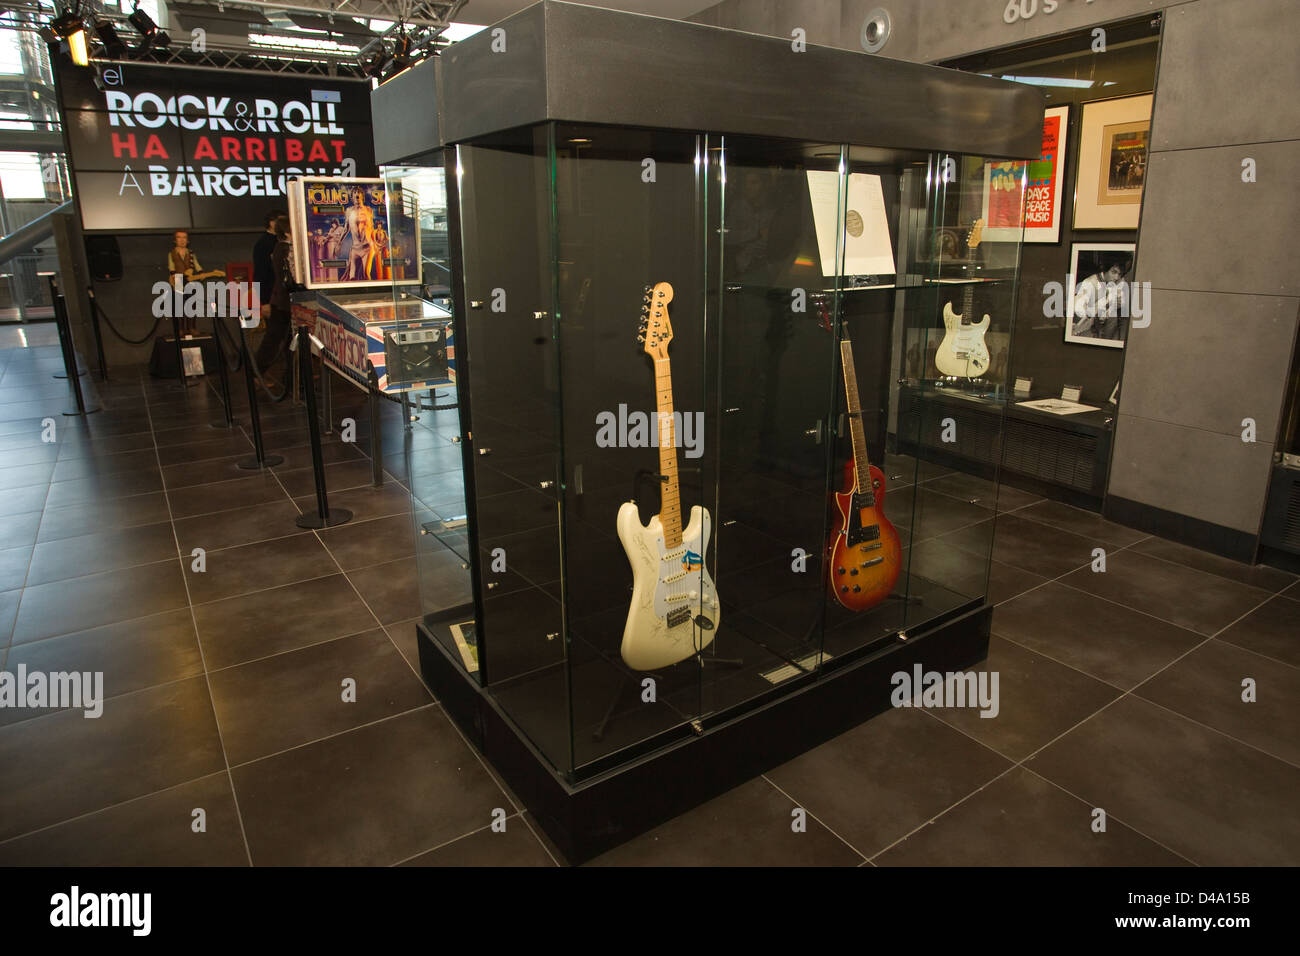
left=94, top=19, right=126, bottom=59
left=127, top=5, right=170, bottom=50
left=51, top=11, right=89, bottom=67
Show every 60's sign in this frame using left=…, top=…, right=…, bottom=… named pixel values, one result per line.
left=1003, top=0, right=1084, bottom=25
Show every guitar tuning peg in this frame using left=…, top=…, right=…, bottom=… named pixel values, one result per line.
left=636, top=334, right=646, bottom=344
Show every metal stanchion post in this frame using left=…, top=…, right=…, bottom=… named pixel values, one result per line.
left=49, top=277, right=100, bottom=417
left=49, top=276, right=85, bottom=381
left=237, top=328, right=284, bottom=470
left=85, top=286, right=109, bottom=381
left=367, top=364, right=384, bottom=488
left=296, top=326, right=352, bottom=529
left=322, top=358, right=334, bottom=435
left=209, top=315, right=236, bottom=429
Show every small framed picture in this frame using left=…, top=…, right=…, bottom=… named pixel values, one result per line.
left=1073, top=94, right=1153, bottom=230
left=1065, top=242, right=1135, bottom=349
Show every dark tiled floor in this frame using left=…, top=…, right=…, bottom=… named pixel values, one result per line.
left=0, top=334, right=1296, bottom=867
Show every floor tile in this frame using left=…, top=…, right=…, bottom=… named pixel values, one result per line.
left=167, top=472, right=291, bottom=519
left=0, top=676, right=226, bottom=843
left=1059, top=551, right=1273, bottom=637
left=0, top=773, right=248, bottom=866
left=922, top=471, right=1043, bottom=512
left=1215, top=595, right=1300, bottom=667
left=0, top=512, right=42, bottom=551
left=587, top=777, right=862, bottom=866
left=401, top=819, right=555, bottom=866
left=185, top=532, right=333, bottom=605
left=276, top=460, right=378, bottom=499
left=50, top=448, right=160, bottom=483
left=26, top=521, right=178, bottom=586
left=946, top=514, right=1098, bottom=578
left=193, top=573, right=376, bottom=669
left=765, top=705, right=1012, bottom=858
left=1131, top=536, right=1296, bottom=593
left=293, top=483, right=411, bottom=523
left=345, top=557, right=422, bottom=625
left=993, top=582, right=1203, bottom=690
left=1135, top=639, right=1300, bottom=766
left=318, top=513, right=416, bottom=571
left=874, top=768, right=1189, bottom=866
left=209, top=628, right=431, bottom=764
left=12, top=558, right=188, bottom=645
left=173, top=499, right=309, bottom=554
left=926, top=637, right=1122, bottom=761
left=0, top=544, right=32, bottom=591
left=43, top=468, right=163, bottom=507
left=0, top=607, right=203, bottom=727
left=0, top=461, right=54, bottom=490
left=1015, top=499, right=1149, bottom=548
left=36, top=491, right=172, bottom=542
left=232, top=706, right=506, bottom=866
left=1027, top=695, right=1300, bottom=866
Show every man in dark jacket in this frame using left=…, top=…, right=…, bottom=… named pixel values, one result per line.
left=252, top=208, right=284, bottom=323
left=254, top=214, right=295, bottom=387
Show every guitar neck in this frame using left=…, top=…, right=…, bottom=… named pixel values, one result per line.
left=839, top=338, right=874, bottom=498
left=654, top=356, right=683, bottom=549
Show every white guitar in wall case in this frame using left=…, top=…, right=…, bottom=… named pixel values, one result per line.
left=934, top=219, right=991, bottom=380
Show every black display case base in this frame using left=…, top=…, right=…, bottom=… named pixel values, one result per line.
left=417, top=602, right=991, bottom=863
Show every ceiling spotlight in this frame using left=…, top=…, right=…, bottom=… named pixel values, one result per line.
left=94, top=20, right=127, bottom=59
left=128, top=6, right=170, bottom=50
left=361, top=48, right=390, bottom=78
left=387, top=31, right=413, bottom=74
left=51, top=11, right=89, bottom=67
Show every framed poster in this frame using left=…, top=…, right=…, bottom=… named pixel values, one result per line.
left=1065, top=242, right=1135, bottom=349
left=287, top=176, right=421, bottom=290
left=981, top=104, right=1069, bottom=243
left=1073, top=94, right=1153, bottom=230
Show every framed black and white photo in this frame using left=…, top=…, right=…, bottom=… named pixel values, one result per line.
left=1065, top=242, right=1135, bottom=349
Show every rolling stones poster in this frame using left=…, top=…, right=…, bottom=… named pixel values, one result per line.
left=288, top=176, right=420, bottom=290
left=981, top=105, right=1069, bottom=244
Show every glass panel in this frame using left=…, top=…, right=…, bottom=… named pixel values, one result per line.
left=898, top=151, right=1025, bottom=626
left=551, top=122, right=711, bottom=772
left=454, top=128, right=569, bottom=774
left=383, top=161, right=476, bottom=680
left=707, top=135, right=842, bottom=709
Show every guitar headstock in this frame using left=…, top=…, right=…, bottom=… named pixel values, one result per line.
left=637, top=281, right=674, bottom=359
left=966, top=218, right=985, bottom=252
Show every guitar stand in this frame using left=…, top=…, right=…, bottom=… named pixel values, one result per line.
left=592, top=652, right=745, bottom=743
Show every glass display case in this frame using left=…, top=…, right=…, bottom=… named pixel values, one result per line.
left=372, top=0, right=1042, bottom=860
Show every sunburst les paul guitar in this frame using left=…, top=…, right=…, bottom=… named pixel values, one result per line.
left=617, top=282, right=720, bottom=671
left=935, top=218, right=990, bottom=379
left=828, top=335, right=902, bottom=611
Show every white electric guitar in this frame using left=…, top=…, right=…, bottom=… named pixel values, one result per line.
left=617, top=282, right=720, bottom=671
left=935, top=219, right=991, bottom=379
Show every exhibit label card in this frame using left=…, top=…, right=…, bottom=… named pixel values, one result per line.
left=806, top=171, right=896, bottom=278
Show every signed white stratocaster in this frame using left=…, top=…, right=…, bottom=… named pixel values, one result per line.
left=935, top=219, right=990, bottom=379
left=617, top=282, right=720, bottom=671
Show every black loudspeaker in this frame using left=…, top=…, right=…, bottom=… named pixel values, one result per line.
left=85, top=235, right=123, bottom=281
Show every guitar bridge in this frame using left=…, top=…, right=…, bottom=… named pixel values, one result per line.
left=666, top=607, right=692, bottom=628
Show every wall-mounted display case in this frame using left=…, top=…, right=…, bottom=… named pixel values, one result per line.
left=372, top=0, right=1042, bottom=861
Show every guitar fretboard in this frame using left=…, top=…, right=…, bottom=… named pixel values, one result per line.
left=654, top=357, right=682, bottom=549
left=839, top=337, right=874, bottom=499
